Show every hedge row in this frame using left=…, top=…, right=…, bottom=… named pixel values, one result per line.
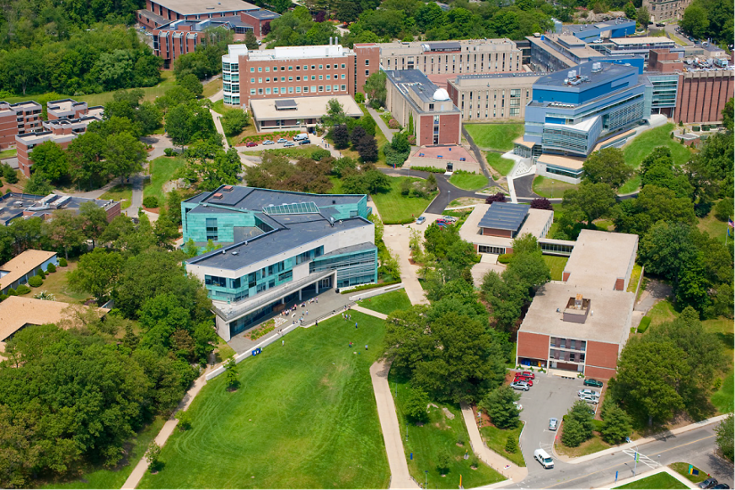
left=409, top=166, right=445, bottom=174
left=637, top=316, right=651, bottom=333
left=237, top=131, right=300, bottom=145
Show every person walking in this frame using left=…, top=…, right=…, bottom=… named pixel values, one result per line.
left=282, top=340, right=285, bottom=346
left=365, top=344, right=368, bottom=351
left=355, top=322, right=358, bottom=329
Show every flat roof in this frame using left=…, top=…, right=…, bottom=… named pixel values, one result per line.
left=513, top=136, right=536, bottom=149
left=250, top=95, right=362, bottom=121
left=519, top=282, right=634, bottom=344
left=536, top=60, right=637, bottom=90
left=451, top=72, right=539, bottom=87
left=185, top=185, right=365, bottom=210
left=479, top=202, right=529, bottom=231
left=563, top=18, right=633, bottom=33
left=460, top=204, right=553, bottom=248
left=0, top=192, right=118, bottom=225
left=611, top=37, right=675, bottom=46
left=150, top=0, right=258, bottom=15
left=0, top=250, right=57, bottom=291
left=247, top=44, right=351, bottom=62
left=564, top=229, right=638, bottom=288
left=244, top=9, right=280, bottom=19
left=537, top=154, right=586, bottom=170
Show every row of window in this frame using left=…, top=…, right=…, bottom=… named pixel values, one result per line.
left=465, top=108, right=520, bottom=119
left=461, top=89, right=529, bottom=100
left=249, top=85, right=346, bottom=95
left=250, top=63, right=347, bottom=73
left=250, top=74, right=346, bottom=83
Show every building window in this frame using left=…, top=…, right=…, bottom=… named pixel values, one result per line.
left=304, top=65, right=308, bottom=70
left=258, top=78, right=262, bottom=83
left=333, top=84, right=339, bottom=91
left=288, top=87, right=294, bottom=93
left=326, top=85, right=331, bottom=91
left=365, top=70, right=369, bottom=76
left=266, top=88, right=271, bottom=94
left=365, top=59, right=370, bottom=65
left=341, top=74, right=345, bottom=79
left=304, top=86, right=309, bottom=92
left=250, top=77, right=255, bottom=83
left=326, top=64, right=331, bottom=69
left=265, top=67, right=270, bottom=72
left=296, top=87, right=301, bottom=93
left=250, top=89, right=256, bottom=95
left=319, top=75, right=323, bottom=80
left=258, top=67, right=262, bottom=72
left=311, top=75, right=316, bottom=80
left=296, top=76, right=300, bottom=81
left=326, top=75, right=330, bottom=80
left=319, top=64, right=323, bottom=69
left=258, top=88, right=263, bottom=94
left=311, top=65, right=315, bottom=70
left=273, top=87, right=278, bottom=94
left=319, top=85, right=324, bottom=92
left=206, top=218, right=218, bottom=241
left=288, top=66, right=293, bottom=70
left=281, top=76, right=286, bottom=82
left=341, top=84, right=346, bottom=91
left=341, top=63, right=345, bottom=68
left=250, top=67, right=255, bottom=73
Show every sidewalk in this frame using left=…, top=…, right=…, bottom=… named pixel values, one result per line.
left=382, top=223, right=430, bottom=306
left=460, top=402, right=527, bottom=483
left=554, top=414, right=731, bottom=465
left=370, top=359, right=419, bottom=489
left=210, top=109, right=230, bottom=150
left=352, top=304, right=388, bottom=320
left=366, top=105, right=397, bottom=142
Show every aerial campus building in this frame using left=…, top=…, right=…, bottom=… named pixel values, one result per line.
left=182, top=185, right=377, bottom=341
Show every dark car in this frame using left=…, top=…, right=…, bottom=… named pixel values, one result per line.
left=298, top=139, right=311, bottom=145
left=584, top=378, right=604, bottom=388
left=700, top=478, right=718, bottom=489
left=246, top=141, right=258, bottom=147
left=711, top=484, right=729, bottom=489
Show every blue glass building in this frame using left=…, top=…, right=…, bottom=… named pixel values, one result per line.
left=182, top=185, right=377, bottom=340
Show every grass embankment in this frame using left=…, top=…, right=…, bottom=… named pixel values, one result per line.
left=533, top=175, right=577, bottom=198
left=370, top=177, right=437, bottom=224
left=40, top=417, right=166, bottom=489
left=357, top=289, right=412, bottom=316
left=100, top=184, right=133, bottom=210
left=485, top=152, right=515, bottom=176
left=543, top=255, right=568, bottom=281
left=390, top=375, right=506, bottom=489
left=627, top=264, right=643, bottom=293
left=144, top=156, right=185, bottom=204
left=465, top=124, right=524, bottom=152
left=669, top=462, right=708, bottom=484
left=614, top=471, right=688, bottom=489
left=449, top=171, right=488, bottom=191
left=139, top=312, right=390, bottom=489
left=479, top=423, right=525, bottom=467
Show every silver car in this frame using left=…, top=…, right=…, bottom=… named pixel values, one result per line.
left=581, top=394, right=599, bottom=404
left=578, top=389, right=600, bottom=398
left=549, top=418, right=558, bottom=431
left=510, top=381, right=530, bottom=391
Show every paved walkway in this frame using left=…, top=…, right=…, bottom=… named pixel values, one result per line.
left=210, top=109, right=230, bottom=150
left=460, top=402, right=528, bottom=483
left=126, top=135, right=173, bottom=217
left=121, top=365, right=216, bottom=489
left=366, top=105, right=397, bottom=141
left=370, top=359, right=419, bottom=489
left=382, top=221, right=432, bottom=306
left=352, top=304, right=388, bottom=319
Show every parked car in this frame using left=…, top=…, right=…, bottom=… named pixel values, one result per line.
left=441, top=215, right=458, bottom=223
left=298, top=139, right=311, bottom=145
left=277, top=138, right=288, bottom=143
left=581, top=394, right=599, bottom=404
left=263, top=140, right=275, bottom=145
left=700, top=479, right=719, bottom=489
left=284, top=141, right=295, bottom=147
left=584, top=379, right=604, bottom=388
left=578, top=389, right=600, bottom=398
left=711, top=485, right=729, bottom=489
left=514, top=376, right=533, bottom=387
left=521, top=371, right=535, bottom=379
left=510, top=381, right=530, bottom=391
left=549, top=418, right=558, bottom=431
left=415, top=216, right=426, bottom=225
left=534, top=448, right=554, bottom=469
left=245, top=141, right=257, bottom=147
left=435, top=218, right=447, bottom=224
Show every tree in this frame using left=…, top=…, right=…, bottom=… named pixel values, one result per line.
left=680, top=4, right=709, bottom=39
left=363, top=71, right=387, bottom=108
left=145, top=442, right=162, bottom=472
left=3, top=164, right=18, bottom=184
left=480, top=386, right=521, bottom=429
left=582, top=147, right=632, bottom=189
left=637, top=6, right=650, bottom=25
left=364, top=170, right=391, bottom=193
left=166, top=103, right=195, bottom=147
left=220, top=109, right=250, bottom=136
left=78, top=201, right=109, bottom=247
left=67, top=132, right=108, bottom=189
left=225, top=356, right=239, bottom=390
left=716, top=415, right=733, bottom=462
left=324, top=98, right=347, bottom=127
left=104, top=131, right=146, bottom=181
left=357, top=134, right=378, bottom=162
left=600, top=406, right=632, bottom=444
left=29, top=141, right=69, bottom=183
left=638, top=221, right=699, bottom=284
left=177, top=73, right=203, bottom=97
left=68, top=249, right=124, bottom=303
left=350, top=125, right=367, bottom=147
left=337, top=1, right=360, bottom=23
left=722, top=98, right=733, bottom=132
left=505, top=435, right=519, bottom=453
left=615, top=186, right=697, bottom=236
left=624, top=2, right=637, bottom=19
left=24, top=173, right=54, bottom=195
left=391, top=132, right=411, bottom=153
left=562, top=182, right=616, bottom=226
left=42, top=210, right=84, bottom=260
left=485, top=192, right=506, bottom=204
left=404, top=386, right=430, bottom=423
left=244, top=31, right=259, bottom=50
left=330, top=124, right=350, bottom=149
left=530, top=197, right=553, bottom=210
left=561, top=400, right=595, bottom=447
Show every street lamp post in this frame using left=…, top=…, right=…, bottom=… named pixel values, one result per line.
left=425, top=470, right=428, bottom=489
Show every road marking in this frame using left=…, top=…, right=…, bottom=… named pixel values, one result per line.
left=542, top=434, right=716, bottom=488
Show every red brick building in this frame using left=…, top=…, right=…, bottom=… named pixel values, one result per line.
left=516, top=230, right=639, bottom=379
left=0, top=101, right=42, bottom=150
left=676, top=69, right=734, bottom=124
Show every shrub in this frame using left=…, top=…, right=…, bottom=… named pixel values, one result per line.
left=637, top=316, right=651, bottom=333
left=530, top=197, right=553, bottom=210
left=600, top=406, right=632, bottom=444
left=354, top=92, right=365, bottom=103
left=59, top=258, right=68, bottom=267
left=145, top=442, right=162, bottom=472
left=436, top=451, right=451, bottom=474
left=7, top=288, right=17, bottom=296
left=28, top=276, right=43, bottom=288
left=498, top=253, right=512, bottom=264
left=143, top=196, right=159, bottom=208
left=163, top=148, right=176, bottom=156
left=505, top=435, right=519, bottom=453
left=714, top=198, right=734, bottom=222
left=592, top=419, right=605, bottom=432
left=16, top=284, right=31, bottom=295
left=388, top=118, right=400, bottom=129
left=311, top=149, right=331, bottom=161
left=404, top=387, right=430, bottom=423
left=46, top=263, right=56, bottom=273
left=485, top=192, right=507, bottom=204
left=176, top=410, right=193, bottom=431
left=407, top=134, right=416, bottom=145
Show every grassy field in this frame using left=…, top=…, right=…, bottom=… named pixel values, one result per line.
left=144, top=156, right=185, bottom=204
left=669, top=462, right=708, bottom=484
left=698, top=213, right=730, bottom=244
left=357, top=289, right=412, bottom=316
left=465, top=124, right=524, bottom=152
left=479, top=423, right=525, bottom=467
left=555, top=435, right=611, bottom=458
left=139, top=311, right=390, bottom=489
left=243, top=145, right=320, bottom=159
left=543, top=255, right=568, bottom=281
left=619, top=175, right=642, bottom=195
left=647, top=299, right=678, bottom=326
left=211, top=99, right=227, bottom=115
left=40, top=417, right=165, bottom=489
left=615, top=471, right=688, bottom=489
left=711, top=369, right=734, bottom=413
left=371, top=177, right=436, bottom=224
left=100, top=184, right=133, bottom=210
left=0, top=148, right=17, bottom=159
left=34, top=261, right=91, bottom=304
left=449, top=171, right=488, bottom=191
left=533, top=176, right=577, bottom=198
left=202, top=78, right=223, bottom=99
left=485, top=152, right=516, bottom=176
left=390, top=375, right=506, bottom=489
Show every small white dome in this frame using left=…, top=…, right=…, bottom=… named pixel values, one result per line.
left=433, top=88, right=450, bottom=101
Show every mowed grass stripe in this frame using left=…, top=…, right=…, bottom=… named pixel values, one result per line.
left=139, top=312, right=389, bottom=489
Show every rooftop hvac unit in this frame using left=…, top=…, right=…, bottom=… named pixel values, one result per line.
left=591, top=62, right=602, bottom=72
left=567, top=69, right=577, bottom=79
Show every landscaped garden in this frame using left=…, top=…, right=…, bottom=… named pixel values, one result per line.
left=139, top=311, right=390, bottom=489
left=370, top=177, right=437, bottom=224
left=479, top=423, right=525, bottom=467
left=532, top=175, right=577, bottom=198
left=465, top=124, right=523, bottom=152
left=449, top=171, right=488, bottom=191
left=485, top=152, right=516, bottom=176
left=357, top=289, right=412, bottom=316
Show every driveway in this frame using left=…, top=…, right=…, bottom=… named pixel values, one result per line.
left=515, top=373, right=587, bottom=476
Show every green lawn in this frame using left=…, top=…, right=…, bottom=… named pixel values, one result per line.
left=203, top=78, right=222, bottom=99
left=669, top=462, right=708, bottom=484
left=144, top=156, right=185, bottom=204
left=615, top=471, right=688, bottom=489
left=533, top=175, right=577, bottom=199
left=479, top=423, right=526, bottom=467
left=627, top=264, right=643, bottom=293
left=329, top=175, right=345, bottom=194
left=711, top=369, right=734, bottom=413
left=357, top=289, right=412, bottom=316
left=371, top=177, right=437, bottom=224
left=101, top=184, right=133, bottom=210
left=698, top=212, right=730, bottom=244
left=465, top=124, right=524, bottom=152
left=244, top=145, right=321, bottom=159
left=40, top=417, right=166, bottom=489
left=390, top=375, right=506, bottom=489
left=485, top=153, right=515, bottom=177
left=36, top=261, right=91, bottom=304
left=0, top=148, right=17, bottom=159
left=555, top=434, right=611, bottom=458
left=139, top=312, right=390, bottom=489
left=449, top=171, right=488, bottom=191
left=543, top=255, right=568, bottom=281
left=211, top=99, right=227, bottom=115
left=619, top=175, right=642, bottom=195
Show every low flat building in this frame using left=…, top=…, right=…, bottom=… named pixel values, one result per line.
left=0, top=250, right=58, bottom=295
left=47, top=99, right=92, bottom=120
left=561, top=18, right=636, bottom=43
left=0, top=192, right=121, bottom=226
left=385, top=69, right=461, bottom=146
left=516, top=229, right=639, bottom=379
left=447, top=73, right=538, bottom=122
left=0, top=101, right=42, bottom=149
left=249, top=95, right=362, bottom=132
left=182, top=185, right=377, bottom=341
left=459, top=202, right=554, bottom=255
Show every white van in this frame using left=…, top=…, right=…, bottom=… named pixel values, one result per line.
left=293, top=133, right=309, bottom=141
left=534, top=449, right=554, bottom=469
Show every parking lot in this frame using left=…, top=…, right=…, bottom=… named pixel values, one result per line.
left=514, top=373, right=597, bottom=474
